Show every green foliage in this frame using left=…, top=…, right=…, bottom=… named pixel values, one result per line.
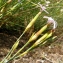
left=0, top=0, right=63, bottom=31
left=0, top=0, right=62, bottom=63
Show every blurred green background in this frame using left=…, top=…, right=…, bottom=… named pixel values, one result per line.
left=0, top=0, right=63, bottom=33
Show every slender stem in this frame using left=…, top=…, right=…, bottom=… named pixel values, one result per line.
left=7, top=45, right=34, bottom=63
left=8, top=24, right=48, bottom=61
left=0, top=31, right=25, bottom=63
left=7, top=31, right=49, bottom=62
left=17, top=30, right=53, bottom=59
left=0, top=11, right=42, bottom=63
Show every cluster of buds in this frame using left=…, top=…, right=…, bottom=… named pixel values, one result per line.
left=10, top=16, right=57, bottom=61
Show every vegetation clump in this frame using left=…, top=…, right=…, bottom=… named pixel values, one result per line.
left=0, top=0, right=63, bottom=63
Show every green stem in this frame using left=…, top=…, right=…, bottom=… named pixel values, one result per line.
left=6, top=31, right=49, bottom=62
left=0, top=11, right=42, bottom=63
left=6, top=45, right=35, bottom=63
left=7, top=24, right=48, bottom=61
left=0, top=31, right=25, bottom=63
left=17, top=30, right=53, bottom=58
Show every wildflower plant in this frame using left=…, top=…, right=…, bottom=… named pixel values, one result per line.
left=0, top=15, right=57, bottom=63
left=0, top=0, right=61, bottom=63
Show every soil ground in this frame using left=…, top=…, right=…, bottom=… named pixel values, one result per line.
left=0, top=28, right=63, bottom=63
